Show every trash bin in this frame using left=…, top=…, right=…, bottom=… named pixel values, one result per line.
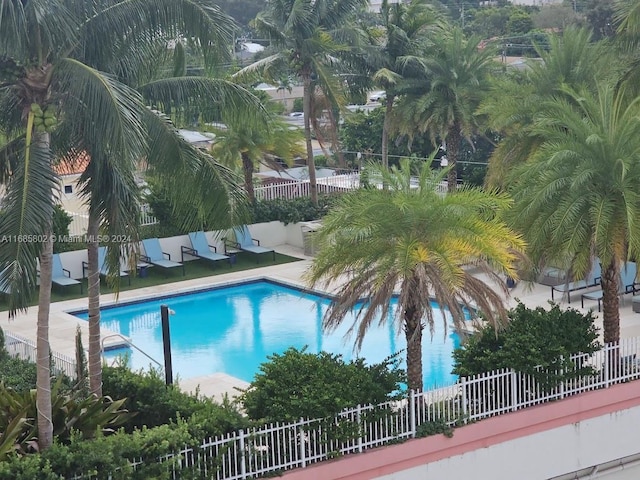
left=302, top=228, right=317, bottom=256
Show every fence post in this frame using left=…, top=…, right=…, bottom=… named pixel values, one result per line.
left=409, top=389, right=416, bottom=437
left=356, top=404, right=363, bottom=453
left=460, top=376, right=468, bottom=423
left=298, top=419, right=306, bottom=468
left=238, top=429, right=247, bottom=479
left=603, top=344, right=610, bottom=388
left=559, top=356, right=565, bottom=399
left=510, top=370, right=519, bottom=412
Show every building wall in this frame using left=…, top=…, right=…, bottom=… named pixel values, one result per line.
left=281, top=381, right=640, bottom=480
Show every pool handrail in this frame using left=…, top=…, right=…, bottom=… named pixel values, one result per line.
left=101, top=334, right=164, bottom=369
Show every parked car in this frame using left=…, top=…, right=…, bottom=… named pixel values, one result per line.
left=288, top=111, right=304, bottom=118
left=369, top=91, right=386, bottom=103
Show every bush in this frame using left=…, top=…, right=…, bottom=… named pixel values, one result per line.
left=102, top=365, right=249, bottom=437
left=0, top=356, right=37, bottom=393
left=0, top=423, right=197, bottom=480
left=251, top=195, right=337, bottom=225
left=240, top=347, right=405, bottom=423
left=452, top=302, right=601, bottom=387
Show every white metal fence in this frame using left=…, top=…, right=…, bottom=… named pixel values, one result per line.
left=255, top=173, right=359, bottom=201
left=4, top=330, right=77, bottom=379
left=69, top=336, right=640, bottom=479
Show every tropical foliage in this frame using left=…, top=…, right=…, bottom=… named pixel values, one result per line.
left=238, top=0, right=368, bottom=204
left=506, top=83, right=640, bottom=344
left=240, top=347, right=405, bottom=422
left=305, top=161, right=526, bottom=391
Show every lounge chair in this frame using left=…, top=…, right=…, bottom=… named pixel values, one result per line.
left=181, top=232, right=230, bottom=268
left=551, top=259, right=601, bottom=303
left=224, top=225, right=275, bottom=263
left=52, top=253, right=83, bottom=293
left=581, top=262, right=638, bottom=312
left=82, top=246, right=131, bottom=286
left=140, top=238, right=185, bottom=276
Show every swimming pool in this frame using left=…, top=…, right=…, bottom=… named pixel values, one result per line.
left=73, top=280, right=460, bottom=388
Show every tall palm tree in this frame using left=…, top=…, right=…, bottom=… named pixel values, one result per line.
left=305, top=161, right=525, bottom=392
left=508, top=82, right=640, bottom=345
left=396, top=27, right=496, bottom=192
left=211, top=114, right=304, bottom=204
left=368, top=0, right=444, bottom=168
left=0, top=0, right=255, bottom=446
left=237, top=0, right=368, bottom=205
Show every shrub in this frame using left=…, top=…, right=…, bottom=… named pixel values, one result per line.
left=102, top=365, right=249, bottom=437
left=0, top=423, right=197, bottom=480
left=452, top=302, right=601, bottom=387
left=240, top=347, right=405, bottom=423
left=251, top=195, right=337, bottom=225
left=0, top=356, right=37, bottom=393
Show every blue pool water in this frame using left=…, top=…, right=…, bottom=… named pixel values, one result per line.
left=74, top=280, right=460, bottom=388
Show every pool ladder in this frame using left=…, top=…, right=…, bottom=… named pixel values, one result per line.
left=101, top=334, right=164, bottom=370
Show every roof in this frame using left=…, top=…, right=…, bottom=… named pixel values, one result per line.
left=55, top=151, right=90, bottom=176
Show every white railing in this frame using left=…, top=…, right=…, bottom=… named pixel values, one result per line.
left=4, top=330, right=77, bottom=379
left=69, top=336, right=640, bottom=479
left=139, top=203, right=158, bottom=226
left=255, top=173, right=358, bottom=201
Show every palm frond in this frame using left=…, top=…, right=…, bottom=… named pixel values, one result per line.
left=0, top=134, right=57, bottom=315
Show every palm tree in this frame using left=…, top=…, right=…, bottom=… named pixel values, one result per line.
left=305, top=161, right=525, bottom=392
left=396, top=27, right=496, bottom=192
left=367, top=0, right=444, bottom=168
left=211, top=112, right=304, bottom=205
left=508, top=82, right=640, bottom=346
left=0, top=0, right=255, bottom=446
left=237, top=0, right=368, bottom=205
left=480, top=27, right=612, bottom=188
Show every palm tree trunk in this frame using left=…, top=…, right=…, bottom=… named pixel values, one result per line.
left=302, top=72, right=318, bottom=206
left=86, top=211, right=102, bottom=397
left=446, top=122, right=462, bottom=193
left=601, top=260, right=621, bottom=345
left=404, top=303, right=423, bottom=392
left=241, top=152, right=256, bottom=205
left=381, top=94, right=395, bottom=170
left=36, top=228, right=54, bottom=449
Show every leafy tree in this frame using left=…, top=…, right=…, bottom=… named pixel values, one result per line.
left=213, top=0, right=266, bottom=29
left=507, top=82, right=640, bottom=345
left=506, top=10, right=534, bottom=35
left=240, top=347, right=405, bottom=422
left=305, top=161, right=525, bottom=391
left=453, top=302, right=601, bottom=384
left=238, top=0, right=368, bottom=205
left=396, top=27, right=496, bottom=191
left=339, top=107, right=436, bottom=166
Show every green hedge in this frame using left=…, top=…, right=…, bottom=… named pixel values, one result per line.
left=102, top=365, right=249, bottom=438
left=251, top=194, right=337, bottom=225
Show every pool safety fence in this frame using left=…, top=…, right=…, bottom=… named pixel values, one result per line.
left=4, top=330, right=77, bottom=379
left=67, top=336, right=640, bottom=480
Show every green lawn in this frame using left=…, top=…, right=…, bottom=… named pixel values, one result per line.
left=0, top=252, right=302, bottom=310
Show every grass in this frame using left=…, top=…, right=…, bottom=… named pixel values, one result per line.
left=0, top=252, right=302, bottom=310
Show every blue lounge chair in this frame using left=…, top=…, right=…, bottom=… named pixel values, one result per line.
left=225, top=225, right=275, bottom=263
left=181, top=232, right=230, bottom=268
left=581, top=262, right=638, bottom=312
left=551, top=259, right=601, bottom=303
left=140, top=238, right=185, bottom=275
left=82, top=247, right=130, bottom=285
left=52, top=254, right=82, bottom=293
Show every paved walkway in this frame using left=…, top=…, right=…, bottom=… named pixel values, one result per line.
left=2, top=244, right=639, bottom=400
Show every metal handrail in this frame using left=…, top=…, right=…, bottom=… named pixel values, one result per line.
left=101, top=333, right=163, bottom=369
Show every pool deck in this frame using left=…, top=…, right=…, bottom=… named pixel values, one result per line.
left=2, top=244, right=640, bottom=400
